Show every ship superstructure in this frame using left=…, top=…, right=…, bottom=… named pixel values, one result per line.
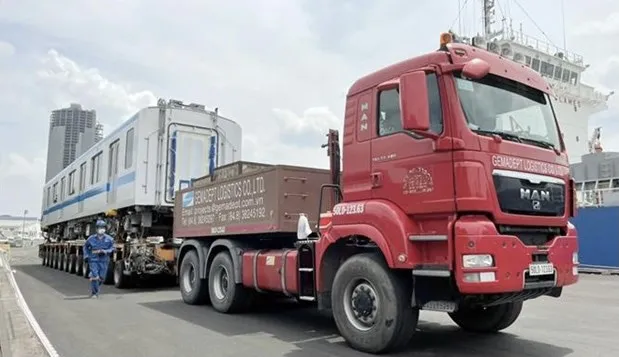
left=452, top=0, right=611, bottom=164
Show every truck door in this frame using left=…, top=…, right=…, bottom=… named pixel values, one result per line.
left=165, top=123, right=218, bottom=202
left=107, top=139, right=120, bottom=205
left=370, top=73, right=456, bottom=216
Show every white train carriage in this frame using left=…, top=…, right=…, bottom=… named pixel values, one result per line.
left=41, top=98, right=242, bottom=240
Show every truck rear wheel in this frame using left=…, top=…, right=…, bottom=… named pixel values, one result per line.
left=76, top=257, right=84, bottom=275
left=179, top=250, right=210, bottom=305
left=331, top=253, right=419, bottom=354
left=208, top=251, right=252, bottom=313
left=448, top=301, right=523, bottom=333
left=104, top=260, right=115, bottom=285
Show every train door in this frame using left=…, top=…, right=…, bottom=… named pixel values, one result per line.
left=165, top=124, right=217, bottom=202
left=78, top=162, right=86, bottom=213
left=107, top=140, right=120, bottom=205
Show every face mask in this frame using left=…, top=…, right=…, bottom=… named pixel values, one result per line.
left=97, top=228, right=105, bottom=235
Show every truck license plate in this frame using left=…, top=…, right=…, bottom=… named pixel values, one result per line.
left=529, top=263, right=554, bottom=276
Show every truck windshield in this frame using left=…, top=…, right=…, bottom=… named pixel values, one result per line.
left=455, top=72, right=561, bottom=151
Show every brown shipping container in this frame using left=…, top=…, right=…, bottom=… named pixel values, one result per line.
left=173, top=164, right=331, bottom=238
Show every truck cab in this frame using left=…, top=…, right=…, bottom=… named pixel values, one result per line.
left=314, top=33, right=578, bottom=352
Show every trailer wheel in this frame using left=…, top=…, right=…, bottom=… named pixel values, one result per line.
left=331, top=253, right=419, bottom=354
left=42, top=250, right=47, bottom=266
left=69, top=255, right=77, bottom=274
left=83, top=260, right=90, bottom=278
left=179, top=250, right=210, bottom=305
left=448, top=301, right=523, bottom=333
left=52, top=252, right=58, bottom=269
left=64, top=254, right=71, bottom=272
left=60, top=254, right=66, bottom=271
left=76, top=257, right=84, bottom=275
left=208, top=251, right=252, bottom=313
left=104, top=260, right=115, bottom=285
left=113, top=261, right=133, bottom=289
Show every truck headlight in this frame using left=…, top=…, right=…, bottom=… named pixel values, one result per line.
left=572, top=252, right=579, bottom=264
left=462, top=254, right=494, bottom=268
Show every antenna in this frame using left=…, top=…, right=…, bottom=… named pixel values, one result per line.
left=483, top=0, right=496, bottom=37
left=561, top=0, right=567, bottom=50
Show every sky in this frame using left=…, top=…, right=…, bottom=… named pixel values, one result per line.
left=0, top=0, right=618, bottom=217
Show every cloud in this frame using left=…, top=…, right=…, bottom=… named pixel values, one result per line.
left=0, top=0, right=619, bottom=217
left=572, top=12, right=619, bottom=36
left=0, top=40, right=15, bottom=57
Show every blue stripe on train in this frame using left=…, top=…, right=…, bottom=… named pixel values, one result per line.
left=42, top=171, right=136, bottom=215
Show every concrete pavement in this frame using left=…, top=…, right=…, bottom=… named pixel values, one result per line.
left=0, top=251, right=48, bottom=357
left=8, top=246, right=619, bottom=357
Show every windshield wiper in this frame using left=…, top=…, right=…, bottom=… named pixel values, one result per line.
left=472, top=129, right=522, bottom=143
left=518, top=137, right=556, bottom=150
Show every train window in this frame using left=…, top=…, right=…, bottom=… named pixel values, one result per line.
left=52, top=183, right=58, bottom=203
left=91, top=151, right=103, bottom=184
left=79, top=162, right=87, bottom=191
left=60, top=176, right=66, bottom=201
left=46, top=187, right=51, bottom=207
left=68, top=170, right=76, bottom=195
left=125, top=128, right=134, bottom=169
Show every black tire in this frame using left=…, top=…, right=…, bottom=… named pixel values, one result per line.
left=42, top=250, right=47, bottom=266
left=69, top=255, right=77, bottom=274
left=331, top=253, right=419, bottom=354
left=448, top=301, right=523, bottom=333
left=76, top=257, right=84, bottom=275
left=64, top=254, right=71, bottom=272
left=52, top=252, right=58, bottom=269
left=59, top=254, right=66, bottom=271
left=104, top=260, right=115, bottom=285
left=113, top=260, right=133, bottom=289
left=208, top=251, right=252, bottom=313
left=83, top=260, right=90, bottom=278
left=47, top=250, right=53, bottom=267
left=179, top=250, right=210, bottom=305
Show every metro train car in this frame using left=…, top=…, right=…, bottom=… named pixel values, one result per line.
left=40, top=98, right=242, bottom=242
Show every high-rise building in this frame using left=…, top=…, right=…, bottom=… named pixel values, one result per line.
left=44, top=103, right=103, bottom=182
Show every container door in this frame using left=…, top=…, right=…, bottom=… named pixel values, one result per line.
left=166, top=124, right=217, bottom=202
left=107, top=140, right=120, bottom=204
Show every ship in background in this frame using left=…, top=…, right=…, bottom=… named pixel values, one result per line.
left=450, top=0, right=612, bottom=165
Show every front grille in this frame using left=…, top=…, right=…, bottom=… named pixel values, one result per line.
left=497, top=225, right=564, bottom=246
left=493, top=173, right=565, bottom=217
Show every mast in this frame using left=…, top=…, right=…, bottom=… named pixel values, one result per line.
left=483, top=0, right=496, bottom=38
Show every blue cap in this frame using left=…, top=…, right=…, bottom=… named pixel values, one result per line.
left=95, top=219, right=106, bottom=227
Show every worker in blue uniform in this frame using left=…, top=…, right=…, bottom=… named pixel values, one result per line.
left=83, top=219, right=115, bottom=298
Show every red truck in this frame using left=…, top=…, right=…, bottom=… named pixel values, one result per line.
left=174, top=33, right=579, bottom=353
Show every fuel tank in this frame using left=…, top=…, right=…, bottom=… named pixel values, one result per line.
left=241, top=249, right=300, bottom=295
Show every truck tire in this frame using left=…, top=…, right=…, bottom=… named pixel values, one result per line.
left=331, top=252, right=419, bottom=354
left=104, top=261, right=115, bottom=285
left=69, top=255, right=77, bottom=274
left=42, top=251, right=47, bottom=266
left=208, top=251, right=252, bottom=313
left=113, top=261, right=133, bottom=289
left=448, top=301, right=523, bottom=333
left=53, top=252, right=59, bottom=269
left=179, top=250, right=210, bottom=305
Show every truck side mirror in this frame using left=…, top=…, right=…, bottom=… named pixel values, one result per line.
left=399, top=71, right=430, bottom=132
left=462, top=58, right=490, bottom=80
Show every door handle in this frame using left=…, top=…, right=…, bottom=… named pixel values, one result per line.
left=371, top=172, right=383, bottom=188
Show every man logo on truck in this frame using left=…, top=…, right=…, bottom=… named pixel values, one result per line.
left=520, top=188, right=550, bottom=210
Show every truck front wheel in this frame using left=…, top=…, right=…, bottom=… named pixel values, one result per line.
left=208, top=251, right=252, bottom=313
left=179, top=250, right=210, bottom=305
left=331, top=253, right=419, bottom=354
left=448, top=301, right=523, bottom=333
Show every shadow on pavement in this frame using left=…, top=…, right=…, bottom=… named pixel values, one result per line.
left=141, top=298, right=574, bottom=357
left=14, top=264, right=177, bottom=298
